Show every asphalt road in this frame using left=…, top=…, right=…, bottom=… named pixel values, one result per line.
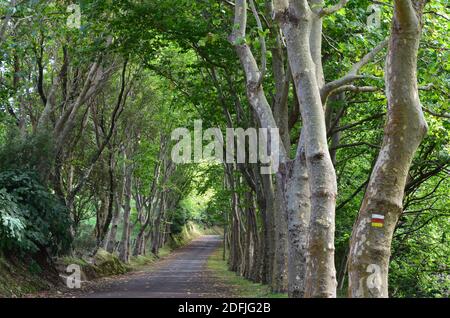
left=77, top=235, right=230, bottom=298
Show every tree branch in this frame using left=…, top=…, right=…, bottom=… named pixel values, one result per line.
left=318, top=0, right=349, bottom=18
left=330, top=85, right=380, bottom=95
left=331, top=112, right=386, bottom=134
left=424, top=10, right=450, bottom=21
left=422, top=107, right=450, bottom=119
left=67, top=60, right=130, bottom=203
left=249, top=0, right=267, bottom=85
left=394, top=0, right=419, bottom=27
left=330, top=141, right=381, bottom=151
left=321, top=38, right=388, bottom=101
left=221, top=0, right=270, bottom=28
left=348, top=39, right=389, bottom=76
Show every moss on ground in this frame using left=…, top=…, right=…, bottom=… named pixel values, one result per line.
left=92, top=249, right=129, bottom=276
left=57, top=249, right=129, bottom=281
left=207, top=247, right=287, bottom=298
left=0, top=255, right=58, bottom=297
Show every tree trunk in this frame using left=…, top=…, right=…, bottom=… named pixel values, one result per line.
left=348, top=0, right=428, bottom=298
left=229, top=1, right=289, bottom=291
left=151, top=192, right=166, bottom=256
left=119, top=155, right=133, bottom=263
left=253, top=165, right=273, bottom=285
left=272, top=178, right=288, bottom=292
left=101, top=151, right=116, bottom=249
left=134, top=199, right=150, bottom=257
left=284, top=134, right=311, bottom=298
left=0, top=0, right=16, bottom=45
left=95, top=187, right=110, bottom=247
left=106, top=187, right=123, bottom=253
left=275, top=0, right=338, bottom=297
left=247, top=193, right=261, bottom=282
left=260, top=173, right=276, bottom=286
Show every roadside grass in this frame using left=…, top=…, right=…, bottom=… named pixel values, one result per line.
left=207, top=247, right=287, bottom=298
left=128, top=246, right=172, bottom=270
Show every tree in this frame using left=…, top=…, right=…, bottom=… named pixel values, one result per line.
left=348, top=0, right=429, bottom=298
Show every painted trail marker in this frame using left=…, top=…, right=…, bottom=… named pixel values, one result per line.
left=371, top=214, right=385, bottom=228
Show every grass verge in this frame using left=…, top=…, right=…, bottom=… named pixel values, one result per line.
left=207, top=247, right=287, bottom=298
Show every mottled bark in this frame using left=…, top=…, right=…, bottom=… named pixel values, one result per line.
left=348, top=0, right=428, bottom=298
left=284, top=133, right=310, bottom=297
left=274, top=0, right=338, bottom=297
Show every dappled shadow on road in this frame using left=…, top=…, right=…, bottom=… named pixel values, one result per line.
left=59, top=235, right=232, bottom=298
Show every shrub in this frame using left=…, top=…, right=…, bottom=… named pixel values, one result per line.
left=0, top=128, right=54, bottom=179
left=0, top=170, right=72, bottom=256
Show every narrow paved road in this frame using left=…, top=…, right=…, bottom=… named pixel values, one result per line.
left=77, top=235, right=230, bottom=298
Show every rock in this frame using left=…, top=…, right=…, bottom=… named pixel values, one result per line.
left=92, top=249, right=128, bottom=277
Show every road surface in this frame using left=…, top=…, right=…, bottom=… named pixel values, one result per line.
left=75, top=235, right=230, bottom=298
